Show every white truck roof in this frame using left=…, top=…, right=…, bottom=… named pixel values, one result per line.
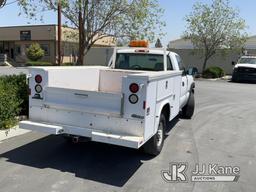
left=240, top=55, right=256, bottom=58
left=116, top=48, right=175, bottom=55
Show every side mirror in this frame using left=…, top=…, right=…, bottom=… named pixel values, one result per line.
left=182, top=68, right=187, bottom=76
left=187, top=67, right=198, bottom=76
left=231, top=61, right=236, bottom=66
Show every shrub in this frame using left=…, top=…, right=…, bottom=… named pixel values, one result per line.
left=26, top=43, right=45, bottom=61
left=202, top=66, right=225, bottom=79
left=0, top=75, right=29, bottom=129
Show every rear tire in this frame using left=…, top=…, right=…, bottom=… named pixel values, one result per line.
left=182, top=92, right=195, bottom=119
left=143, top=114, right=166, bottom=156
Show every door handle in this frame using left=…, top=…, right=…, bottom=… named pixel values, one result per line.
left=74, top=93, right=88, bottom=98
left=182, top=81, right=185, bottom=86
left=165, top=81, right=168, bottom=89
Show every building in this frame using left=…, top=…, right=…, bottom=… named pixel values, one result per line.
left=168, top=36, right=256, bottom=74
left=0, top=25, right=116, bottom=66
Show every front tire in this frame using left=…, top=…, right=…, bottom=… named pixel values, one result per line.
left=182, top=92, right=195, bottom=119
left=143, top=114, right=166, bottom=156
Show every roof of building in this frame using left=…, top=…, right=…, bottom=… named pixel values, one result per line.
left=169, top=35, right=256, bottom=50
left=0, top=24, right=58, bottom=29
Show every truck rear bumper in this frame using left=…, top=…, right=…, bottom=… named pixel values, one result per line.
left=19, top=121, right=144, bottom=149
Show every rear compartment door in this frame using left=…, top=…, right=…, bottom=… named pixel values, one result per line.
left=43, top=87, right=123, bottom=117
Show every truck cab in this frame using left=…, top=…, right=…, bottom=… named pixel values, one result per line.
left=20, top=40, right=195, bottom=156
left=110, top=45, right=194, bottom=109
left=232, top=56, right=256, bottom=82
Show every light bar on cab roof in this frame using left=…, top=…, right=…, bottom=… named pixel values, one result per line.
left=129, top=40, right=149, bottom=48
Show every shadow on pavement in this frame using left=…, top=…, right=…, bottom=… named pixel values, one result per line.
left=166, top=116, right=179, bottom=136
left=228, top=80, right=256, bottom=84
left=0, top=117, right=179, bottom=187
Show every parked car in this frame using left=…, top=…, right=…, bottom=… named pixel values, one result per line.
left=232, top=56, right=256, bottom=82
left=20, top=40, right=195, bottom=156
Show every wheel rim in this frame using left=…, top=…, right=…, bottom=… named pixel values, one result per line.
left=156, top=123, right=163, bottom=147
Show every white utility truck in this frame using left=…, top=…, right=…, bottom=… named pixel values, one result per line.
left=232, top=55, right=256, bottom=82
left=20, top=40, right=195, bottom=155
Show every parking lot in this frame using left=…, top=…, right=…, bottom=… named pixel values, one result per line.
left=0, top=80, right=255, bottom=192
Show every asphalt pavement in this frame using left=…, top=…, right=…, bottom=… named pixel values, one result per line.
left=0, top=80, right=255, bottom=192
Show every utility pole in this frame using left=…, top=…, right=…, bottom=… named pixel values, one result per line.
left=57, top=0, right=62, bottom=65
left=78, top=0, right=83, bottom=65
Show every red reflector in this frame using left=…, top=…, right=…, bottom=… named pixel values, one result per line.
left=35, top=75, right=42, bottom=83
left=129, top=83, right=139, bottom=93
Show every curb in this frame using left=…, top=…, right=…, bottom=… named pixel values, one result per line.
left=196, top=76, right=232, bottom=81
left=0, top=126, right=31, bottom=142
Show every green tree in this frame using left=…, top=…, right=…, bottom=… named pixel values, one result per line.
left=19, top=0, right=165, bottom=65
left=184, top=0, right=247, bottom=72
left=26, top=43, right=45, bottom=61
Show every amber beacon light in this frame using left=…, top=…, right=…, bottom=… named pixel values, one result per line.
left=129, top=40, right=149, bottom=48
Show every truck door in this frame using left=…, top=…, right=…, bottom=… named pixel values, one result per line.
left=175, top=55, right=188, bottom=107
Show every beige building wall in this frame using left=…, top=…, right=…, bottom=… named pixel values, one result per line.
left=55, top=26, right=116, bottom=46
left=0, top=25, right=116, bottom=66
left=0, top=25, right=57, bottom=65
left=59, top=42, right=78, bottom=64
left=84, top=47, right=114, bottom=66
left=169, top=36, right=256, bottom=74
left=0, top=25, right=56, bottom=41
left=170, top=49, right=256, bottom=74
left=14, top=40, right=56, bottom=64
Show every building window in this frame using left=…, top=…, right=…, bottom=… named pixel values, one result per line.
left=20, top=31, right=31, bottom=41
left=40, top=44, right=50, bottom=56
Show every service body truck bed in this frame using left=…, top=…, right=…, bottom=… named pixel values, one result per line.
left=20, top=45, right=195, bottom=155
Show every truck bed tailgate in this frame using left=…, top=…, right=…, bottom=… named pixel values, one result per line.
left=43, top=87, right=123, bottom=117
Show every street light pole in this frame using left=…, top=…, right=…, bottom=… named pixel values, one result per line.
left=57, top=0, right=62, bottom=66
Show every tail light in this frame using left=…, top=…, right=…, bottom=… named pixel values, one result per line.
left=129, top=94, right=139, bottom=104
left=32, top=74, right=43, bottom=99
left=129, top=83, right=139, bottom=93
left=35, top=74, right=42, bottom=83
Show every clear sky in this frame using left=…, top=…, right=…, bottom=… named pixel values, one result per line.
left=0, top=0, right=256, bottom=46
